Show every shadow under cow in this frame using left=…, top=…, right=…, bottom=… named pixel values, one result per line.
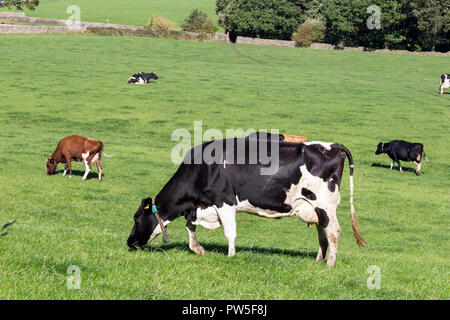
left=54, top=169, right=105, bottom=180
left=137, top=241, right=317, bottom=259
left=371, top=163, right=417, bottom=173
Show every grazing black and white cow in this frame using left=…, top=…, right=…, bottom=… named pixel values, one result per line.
left=375, top=140, right=428, bottom=175
left=128, top=72, right=159, bottom=84
left=127, top=133, right=365, bottom=268
left=440, top=74, right=450, bottom=95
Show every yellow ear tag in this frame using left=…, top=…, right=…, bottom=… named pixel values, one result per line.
left=144, top=204, right=150, bottom=209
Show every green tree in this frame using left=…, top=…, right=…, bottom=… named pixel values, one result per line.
left=0, top=0, right=39, bottom=10
left=216, top=0, right=305, bottom=40
left=181, top=8, right=208, bottom=32
left=410, top=0, right=450, bottom=51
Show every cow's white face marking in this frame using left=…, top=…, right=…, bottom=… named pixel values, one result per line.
left=148, top=219, right=171, bottom=242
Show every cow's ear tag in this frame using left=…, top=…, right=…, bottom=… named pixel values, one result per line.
left=144, top=204, right=150, bottom=210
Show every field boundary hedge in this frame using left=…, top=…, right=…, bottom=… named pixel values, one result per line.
left=1, top=12, right=448, bottom=56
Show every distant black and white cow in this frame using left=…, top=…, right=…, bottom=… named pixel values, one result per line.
left=375, top=140, right=428, bottom=175
left=440, top=74, right=450, bottom=95
left=128, top=72, right=159, bottom=84
left=127, top=133, right=365, bottom=268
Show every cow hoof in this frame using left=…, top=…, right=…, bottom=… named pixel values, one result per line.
left=192, top=245, right=206, bottom=256
left=326, top=259, right=336, bottom=268
left=69, top=175, right=72, bottom=179
left=316, top=256, right=325, bottom=263
left=415, top=171, right=421, bottom=176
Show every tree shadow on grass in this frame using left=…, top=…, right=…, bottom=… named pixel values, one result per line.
left=53, top=169, right=104, bottom=180
left=371, top=163, right=416, bottom=173
left=138, top=241, right=317, bottom=259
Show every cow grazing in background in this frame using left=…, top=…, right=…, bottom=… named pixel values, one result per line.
left=128, top=72, right=159, bottom=84
left=127, top=134, right=365, bottom=268
left=440, top=74, right=450, bottom=95
left=375, top=140, right=428, bottom=175
left=46, top=135, right=114, bottom=182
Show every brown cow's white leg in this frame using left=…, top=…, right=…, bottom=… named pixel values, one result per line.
left=68, top=160, right=72, bottom=179
left=186, top=222, right=206, bottom=255
left=82, top=152, right=90, bottom=181
left=95, top=157, right=102, bottom=182
left=217, top=204, right=237, bottom=257
left=63, top=164, right=68, bottom=176
left=316, top=225, right=328, bottom=263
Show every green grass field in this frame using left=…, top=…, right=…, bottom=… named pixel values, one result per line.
left=1, top=0, right=218, bottom=27
left=0, top=33, right=449, bottom=299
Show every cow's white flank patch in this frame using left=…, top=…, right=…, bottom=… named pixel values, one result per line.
left=193, top=206, right=221, bottom=229
left=303, top=141, right=334, bottom=150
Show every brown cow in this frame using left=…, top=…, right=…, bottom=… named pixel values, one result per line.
left=46, top=135, right=114, bottom=182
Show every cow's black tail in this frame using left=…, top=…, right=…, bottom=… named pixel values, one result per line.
left=339, top=145, right=366, bottom=248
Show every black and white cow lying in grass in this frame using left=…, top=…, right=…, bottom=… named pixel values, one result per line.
left=440, top=74, right=450, bottom=95
left=126, top=133, right=365, bottom=268
left=128, top=72, right=159, bottom=84
left=375, top=140, right=428, bottom=175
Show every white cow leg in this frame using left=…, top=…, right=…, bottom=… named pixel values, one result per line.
left=96, top=160, right=102, bottom=182
left=390, top=161, right=394, bottom=170
left=217, top=204, right=237, bottom=257
left=62, top=164, right=68, bottom=176
left=416, top=161, right=421, bottom=176
left=316, top=225, right=328, bottom=263
left=397, top=160, right=403, bottom=172
left=186, top=222, right=206, bottom=255
left=324, top=210, right=341, bottom=268
left=82, top=152, right=90, bottom=181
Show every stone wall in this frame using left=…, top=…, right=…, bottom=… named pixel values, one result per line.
left=0, top=24, right=86, bottom=34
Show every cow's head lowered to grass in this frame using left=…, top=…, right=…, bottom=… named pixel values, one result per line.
left=46, top=158, right=57, bottom=175
left=127, top=197, right=170, bottom=249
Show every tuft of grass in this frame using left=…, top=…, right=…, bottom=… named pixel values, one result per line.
left=0, top=34, right=449, bottom=299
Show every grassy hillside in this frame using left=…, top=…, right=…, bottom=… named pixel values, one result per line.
left=0, top=33, right=449, bottom=299
left=1, top=0, right=217, bottom=27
